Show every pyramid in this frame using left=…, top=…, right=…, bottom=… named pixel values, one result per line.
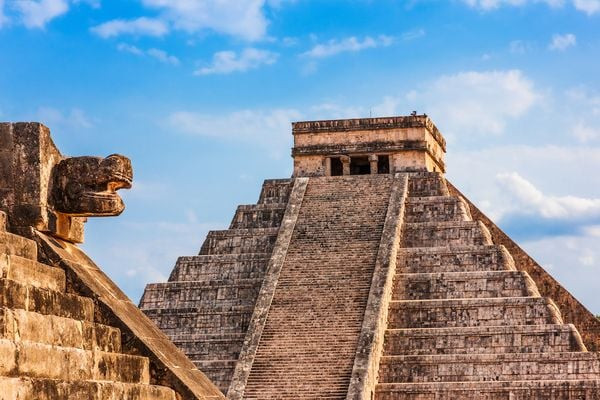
left=140, top=115, right=600, bottom=399
left=0, top=122, right=224, bottom=400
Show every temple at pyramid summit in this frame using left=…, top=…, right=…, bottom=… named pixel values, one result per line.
left=140, top=114, right=600, bottom=399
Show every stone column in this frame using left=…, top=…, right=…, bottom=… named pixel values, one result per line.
left=325, top=157, right=332, bottom=176
left=341, top=156, right=351, bottom=176
left=369, top=154, right=379, bottom=175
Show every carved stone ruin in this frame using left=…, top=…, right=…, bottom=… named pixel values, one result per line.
left=0, top=122, right=224, bottom=400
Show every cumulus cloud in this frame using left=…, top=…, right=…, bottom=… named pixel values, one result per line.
left=301, top=35, right=394, bottom=58
left=404, top=70, right=539, bottom=136
left=13, top=0, right=69, bottom=28
left=549, top=33, right=576, bottom=51
left=91, top=17, right=168, bottom=38
left=496, top=172, right=600, bottom=220
left=117, top=43, right=180, bottom=65
left=0, top=0, right=8, bottom=27
left=195, top=48, right=278, bottom=75
left=141, top=0, right=269, bottom=41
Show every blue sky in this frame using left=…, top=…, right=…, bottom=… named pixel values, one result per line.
left=1, top=0, right=600, bottom=311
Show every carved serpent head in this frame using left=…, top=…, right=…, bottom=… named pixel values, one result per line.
left=52, top=154, right=133, bottom=217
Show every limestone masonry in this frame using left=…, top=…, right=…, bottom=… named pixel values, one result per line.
left=0, top=123, right=224, bottom=399
left=140, top=115, right=600, bottom=399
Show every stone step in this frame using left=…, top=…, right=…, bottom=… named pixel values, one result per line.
left=167, top=253, right=270, bottom=282
left=143, top=308, right=253, bottom=335
left=388, top=297, right=562, bottom=329
left=0, top=278, right=94, bottom=321
left=0, top=254, right=66, bottom=292
left=173, top=333, right=244, bottom=360
left=393, top=271, right=539, bottom=300
left=192, top=359, right=237, bottom=394
left=375, top=380, right=600, bottom=400
left=408, top=172, right=449, bottom=197
left=0, top=339, right=149, bottom=384
left=229, top=203, right=286, bottom=229
left=383, top=324, right=585, bottom=355
left=258, top=178, right=292, bottom=204
left=398, top=245, right=515, bottom=274
left=0, top=376, right=177, bottom=400
left=378, top=352, right=600, bottom=383
left=405, top=196, right=472, bottom=223
left=0, top=232, right=37, bottom=261
left=403, top=221, right=493, bottom=248
left=198, top=228, right=279, bottom=255
left=0, top=307, right=121, bottom=352
left=140, top=279, right=263, bottom=310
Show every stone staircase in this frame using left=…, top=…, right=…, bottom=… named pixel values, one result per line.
left=242, top=175, right=395, bottom=399
left=140, top=179, right=292, bottom=393
left=375, top=173, right=600, bottom=399
left=0, top=211, right=177, bottom=399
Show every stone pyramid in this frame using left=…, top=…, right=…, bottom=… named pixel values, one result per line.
left=140, top=115, right=600, bottom=399
left=0, top=122, right=223, bottom=400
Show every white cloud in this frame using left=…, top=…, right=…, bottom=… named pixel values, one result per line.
left=496, top=172, right=600, bottom=219
left=462, top=0, right=564, bottom=10
left=117, top=43, right=179, bottom=65
left=141, top=0, right=269, bottom=41
left=91, top=17, right=168, bottom=38
left=14, top=0, right=69, bottom=28
left=195, top=48, right=278, bottom=75
left=404, top=70, right=540, bottom=136
left=36, top=106, right=93, bottom=129
left=301, top=35, right=394, bottom=58
left=549, top=33, right=576, bottom=51
left=462, top=0, right=600, bottom=13
left=573, top=0, right=600, bottom=14
left=168, top=108, right=301, bottom=155
left=400, top=28, right=426, bottom=41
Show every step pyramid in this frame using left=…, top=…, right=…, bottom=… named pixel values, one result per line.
left=140, top=115, right=600, bottom=399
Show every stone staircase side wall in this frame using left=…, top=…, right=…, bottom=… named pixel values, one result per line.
left=447, top=180, right=600, bottom=351
left=227, top=177, right=309, bottom=400
left=35, top=232, right=225, bottom=400
left=346, top=173, right=409, bottom=400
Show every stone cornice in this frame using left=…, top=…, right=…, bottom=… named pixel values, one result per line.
left=292, top=115, right=446, bottom=151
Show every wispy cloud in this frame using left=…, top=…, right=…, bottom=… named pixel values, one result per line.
left=549, top=33, right=576, bottom=51
left=462, top=0, right=600, bottom=14
left=0, top=0, right=8, bottom=28
left=36, top=106, right=93, bottom=129
left=14, top=0, right=69, bottom=29
left=301, top=35, right=394, bottom=58
left=168, top=108, right=301, bottom=156
left=117, top=43, right=180, bottom=65
left=91, top=17, right=168, bottom=38
left=195, top=48, right=278, bottom=75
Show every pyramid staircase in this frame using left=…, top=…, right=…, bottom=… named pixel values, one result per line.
left=375, top=172, right=600, bottom=399
left=242, top=175, right=395, bottom=399
left=0, top=211, right=177, bottom=399
left=140, top=179, right=293, bottom=392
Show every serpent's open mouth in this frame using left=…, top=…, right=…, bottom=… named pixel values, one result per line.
left=52, top=154, right=133, bottom=217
